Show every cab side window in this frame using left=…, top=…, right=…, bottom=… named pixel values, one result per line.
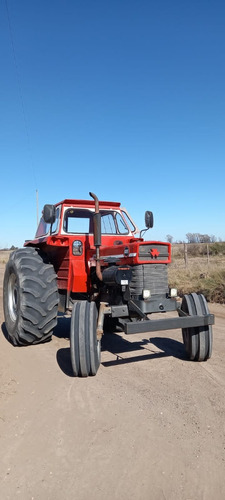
left=35, top=218, right=50, bottom=238
left=51, top=206, right=60, bottom=234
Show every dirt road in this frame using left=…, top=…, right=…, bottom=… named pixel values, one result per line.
left=0, top=260, right=225, bottom=500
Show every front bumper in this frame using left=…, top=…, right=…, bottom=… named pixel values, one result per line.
left=122, top=312, right=215, bottom=334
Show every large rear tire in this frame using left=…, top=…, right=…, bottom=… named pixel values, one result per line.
left=3, top=247, right=59, bottom=345
left=70, top=301, right=101, bottom=377
left=181, top=293, right=212, bottom=361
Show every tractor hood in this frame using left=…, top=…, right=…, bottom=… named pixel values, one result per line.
left=95, top=239, right=171, bottom=266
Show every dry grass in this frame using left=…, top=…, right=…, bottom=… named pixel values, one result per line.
left=0, top=250, right=11, bottom=264
left=169, top=252, right=225, bottom=303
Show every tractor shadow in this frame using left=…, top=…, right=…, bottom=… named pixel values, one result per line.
left=100, top=332, right=187, bottom=368
left=54, top=317, right=187, bottom=376
left=54, top=316, right=74, bottom=377
left=54, top=314, right=71, bottom=339
left=1, top=318, right=187, bottom=377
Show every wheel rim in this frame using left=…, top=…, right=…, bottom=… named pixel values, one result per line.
left=8, top=273, right=19, bottom=323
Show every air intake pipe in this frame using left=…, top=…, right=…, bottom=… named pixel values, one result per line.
left=89, top=192, right=103, bottom=281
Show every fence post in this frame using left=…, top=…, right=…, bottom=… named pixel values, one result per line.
left=184, top=243, right=188, bottom=268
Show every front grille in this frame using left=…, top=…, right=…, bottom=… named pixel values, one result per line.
left=138, top=244, right=169, bottom=261
left=129, top=264, right=169, bottom=298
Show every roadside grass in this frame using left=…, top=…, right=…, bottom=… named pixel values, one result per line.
left=169, top=253, right=225, bottom=303
left=0, top=250, right=11, bottom=264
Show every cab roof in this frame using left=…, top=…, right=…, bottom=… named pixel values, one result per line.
left=55, top=199, right=121, bottom=209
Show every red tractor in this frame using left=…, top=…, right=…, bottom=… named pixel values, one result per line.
left=3, top=193, right=214, bottom=376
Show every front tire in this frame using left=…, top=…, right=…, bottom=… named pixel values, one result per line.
left=3, top=247, right=59, bottom=345
left=181, top=293, right=212, bottom=361
left=70, top=301, right=101, bottom=377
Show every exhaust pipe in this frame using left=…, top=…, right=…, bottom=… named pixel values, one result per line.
left=89, top=192, right=102, bottom=281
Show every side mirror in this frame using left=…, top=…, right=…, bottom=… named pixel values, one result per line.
left=145, top=211, right=154, bottom=229
left=43, top=204, right=56, bottom=224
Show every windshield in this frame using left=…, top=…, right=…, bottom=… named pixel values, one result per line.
left=63, top=208, right=130, bottom=235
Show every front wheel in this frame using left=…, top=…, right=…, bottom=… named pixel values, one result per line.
left=181, top=293, right=213, bottom=361
left=70, top=301, right=101, bottom=377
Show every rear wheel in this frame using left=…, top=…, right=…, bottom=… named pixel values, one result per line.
left=181, top=293, right=212, bottom=361
left=3, top=247, right=59, bottom=345
left=70, top=301, right=101, bottom=377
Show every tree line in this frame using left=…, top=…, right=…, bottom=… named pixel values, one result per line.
left=166, top=233, right=222, bottom=244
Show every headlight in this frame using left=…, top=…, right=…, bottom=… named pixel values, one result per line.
left=72, top=240, right=83, bottom=255
left=143, top=289, right=151, bottom=299
left=169, top=288, right=177, bottom=297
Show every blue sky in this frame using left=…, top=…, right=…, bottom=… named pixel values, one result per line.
left=1, top=0, right=225, bottom=248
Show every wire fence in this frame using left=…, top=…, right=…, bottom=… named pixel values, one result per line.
left=172, top=243, right=214, bottom=270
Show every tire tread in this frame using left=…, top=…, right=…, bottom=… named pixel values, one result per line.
left=3, top=247, right=59, bottom=345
